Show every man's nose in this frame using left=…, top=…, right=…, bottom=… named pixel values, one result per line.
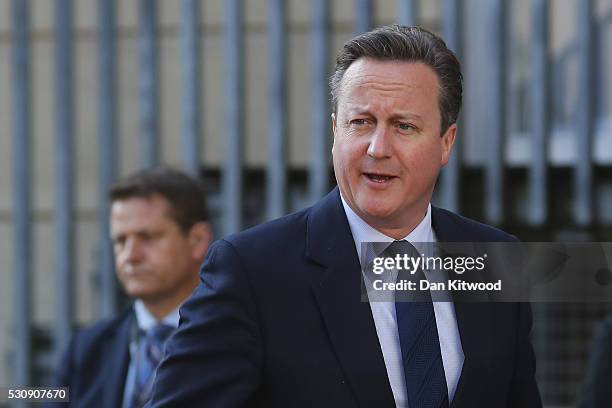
left=123, top=238, right=144, bottom=262
left=366, top=125, right=392, bottom=159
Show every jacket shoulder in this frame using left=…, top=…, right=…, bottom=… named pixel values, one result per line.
left=71, top=307, right=132, bottom=351
left=51, top=307, right=133, bottom=391
left=223, top=206, right=311, bottom=251
left=432, top=206, right=518, bottom=242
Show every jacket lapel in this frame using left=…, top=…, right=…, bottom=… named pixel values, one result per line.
left=432, top=206, right=490, bottom=408
left=102, top=311, right=132, bottom=408
left=304, top=198, right=494, bottom=407
left=447, top=304, right=496, bottom=408
left=307, top=188, right=396, bottom=408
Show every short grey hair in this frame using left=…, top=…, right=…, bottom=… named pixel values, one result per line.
left=330, top=24, right=463, bottom=134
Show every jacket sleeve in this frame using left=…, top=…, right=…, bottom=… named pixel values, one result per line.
left=150, top=239, right=263, bottom=407
left=44, top=336, right=76, bottom=408
left=507, top=302, right=543, bottom=408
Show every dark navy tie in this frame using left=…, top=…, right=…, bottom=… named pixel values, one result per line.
left=132, top=323, right=174, bottom=408
left=387, top=241, right=449, bottom=408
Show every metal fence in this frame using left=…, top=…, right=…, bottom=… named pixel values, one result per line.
left=6, top=0, right=612, bottom=407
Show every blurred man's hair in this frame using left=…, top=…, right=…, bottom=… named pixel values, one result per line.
left=330, top=24, right=462, bottom=135
left=109, top=167, right=208, bottom=233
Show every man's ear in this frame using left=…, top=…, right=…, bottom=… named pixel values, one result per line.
left=188, top=222, right=212, bottom=263
left=440, top=123, right=457, bottom=166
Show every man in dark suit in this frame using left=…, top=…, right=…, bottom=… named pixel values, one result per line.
left=151, top=25, right=542, bottom=407
left=49, top=167, right=211, bottom=407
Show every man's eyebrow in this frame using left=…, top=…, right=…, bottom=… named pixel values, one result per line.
left=344, top=109, right=424, bottom=122
left=344, top=108, right=373, bottom=117
left=346, top=106, right=423, bottom=121
left=388, top=112, right=423, bottom=121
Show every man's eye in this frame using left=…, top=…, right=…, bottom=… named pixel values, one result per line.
left=397, top=123, right=416, bottom=132
left=139, top=233, right=154, bottom=242
left=350, top=118, right=368, bottom=126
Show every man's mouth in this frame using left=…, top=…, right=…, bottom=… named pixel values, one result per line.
left=123, top=267, right=149, bottom=276
left=364, top=173, right=396, bottom=183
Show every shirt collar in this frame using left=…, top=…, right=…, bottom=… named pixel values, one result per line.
left=133, top=299, right=180, bottom=331
left=340, top=193, right=435, bottom=264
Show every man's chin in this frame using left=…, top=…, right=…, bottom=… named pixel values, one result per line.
left=123, top=284, right=160, bottom=300
left=356, top=202, right=398, bottom=222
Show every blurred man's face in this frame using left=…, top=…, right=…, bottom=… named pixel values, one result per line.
left=332, top=59, right=456, bottom=237
left=110, top=194, right=207, bottom=303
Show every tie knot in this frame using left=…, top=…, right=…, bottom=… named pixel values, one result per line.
left=144, top=323, right=174, bottom=365
left=148, top=323, right=174, bottom=344
left=384, top=240, right=419, bottom=258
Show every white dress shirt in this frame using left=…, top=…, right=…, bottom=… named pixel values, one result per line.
left=340, top=195, right=464, bottom=408
left=121, top=300, right=181, bottom=408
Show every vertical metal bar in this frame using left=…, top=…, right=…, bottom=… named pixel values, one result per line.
left=11, top=0, right=32, bottom=392
left=354, top=0, right=374, bottom=34
left=97, top=0, right=118, bottom=319
left=575, top=0, right=594, bottom=226
left=139, top=0, right=159, bottom=168
left=224, top=0, right=244, bottom=235
left=439, top=0, right=462, bottom=213
left=485, top=0, right=507, bottom=225
left=442, top=0, right=461, bottom=54
left=309, top=0, right=330, bottom=203
left=267, top=0, right=287, bottom=219
left=54, top=0, right=75, bottom=359
left=528, top=0, right=549, bottom=226
left=181, top=0, right=201, bottom=176
left=397, top=0, right=417, bottom=26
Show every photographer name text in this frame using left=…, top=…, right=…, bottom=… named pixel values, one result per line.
left=372, top=279, right=502, bottom=291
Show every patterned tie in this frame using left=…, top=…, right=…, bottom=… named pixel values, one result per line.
left=387, top=240, right=449, bottom=408
left=132, top=323, right=174, bottom=408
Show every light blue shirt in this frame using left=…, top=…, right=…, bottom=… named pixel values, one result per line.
left=121, top=300, right=180, bottom=408
left=340, top=195, right=464, bottom=408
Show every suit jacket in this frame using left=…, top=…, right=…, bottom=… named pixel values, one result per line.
left=579, top=314, right=612, bottom=407
left=49, top=308, right=133, bottom=407
left=150, top=187, right=542, bottom=407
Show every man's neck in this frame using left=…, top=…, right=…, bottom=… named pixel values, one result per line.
left=140, top=276, right=200, bottom=320
left=338, top=192, right=430, bottom=240
left=371, top=222, right=423, bottom=240
left=142, top=298, right=180, bottom=321
left=348, top=205, right=429, bottom=240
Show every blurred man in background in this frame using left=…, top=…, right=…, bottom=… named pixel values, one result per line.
left=49, top=167, right=211, bottom=408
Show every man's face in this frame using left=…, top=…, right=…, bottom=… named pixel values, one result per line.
left=332, top=59, right=456, bottom=236
left=110, top=194, right=206, bottom=303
